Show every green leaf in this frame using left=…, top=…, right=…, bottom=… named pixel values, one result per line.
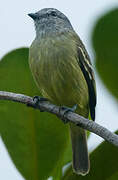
left=107, top=172, right=118, bottom=180
left=92, top=8, right=118, bottom=100
left=0, top=48, right=72, bottom=180
left=62, top=131, right=118, bottom=180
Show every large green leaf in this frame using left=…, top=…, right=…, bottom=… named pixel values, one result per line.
left=0, top=48, right=72, bottom=180
left=62, top=131, right=118, bottom=180
left=92, top=8, right=118, bottom=100
left=107, top=172, right=118, bottom=180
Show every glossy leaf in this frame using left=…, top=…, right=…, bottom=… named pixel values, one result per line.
left=0, top=48, right=72, bottom=180
left=92, top=8, right=118, bottom=100
left=62, top=131, right=118, bottom=180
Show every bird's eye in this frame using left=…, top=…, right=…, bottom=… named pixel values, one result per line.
left=51, top=11, right=57, bottom=16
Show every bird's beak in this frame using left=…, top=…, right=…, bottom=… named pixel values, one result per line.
left=28, top=13, right=37, bottom=20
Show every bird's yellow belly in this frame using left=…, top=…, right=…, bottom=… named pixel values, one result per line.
left=30, top=55, right=89, bottom=116
left=29, top=37, right=89, bottom=116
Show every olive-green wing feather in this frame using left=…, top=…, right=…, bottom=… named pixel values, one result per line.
left=77, top=46, right=96, bottom=121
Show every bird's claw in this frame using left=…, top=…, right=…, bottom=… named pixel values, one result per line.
left=59, top=104, right=78, bottom=123
left=33, top=96, right=48, bottom=112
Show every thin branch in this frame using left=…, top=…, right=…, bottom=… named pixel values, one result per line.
left=0, top=91, right=118, bottom=147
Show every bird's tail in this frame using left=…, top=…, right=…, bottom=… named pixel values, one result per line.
left=69, top=123, right=90, bottom=175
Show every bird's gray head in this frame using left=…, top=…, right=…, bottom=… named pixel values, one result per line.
left=28, top=8, right=73, bottom=37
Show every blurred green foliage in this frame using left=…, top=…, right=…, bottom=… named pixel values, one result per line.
left=0, top=48, right=72, bottom=180
left=0, top=7, right=118, bottom=180
left=92, top=8, right=118, bottom=100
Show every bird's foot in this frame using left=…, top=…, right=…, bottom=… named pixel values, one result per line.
left=59, top=104, right=78, bottom=123
left=32, top=96, right=48, bottom=112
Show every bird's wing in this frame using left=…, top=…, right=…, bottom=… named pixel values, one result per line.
left=77, top=45, right=96, bottom=121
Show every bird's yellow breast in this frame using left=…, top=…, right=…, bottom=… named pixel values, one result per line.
left=29, top=32, right=89, bottom=117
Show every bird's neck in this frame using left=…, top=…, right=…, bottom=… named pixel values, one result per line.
left=35, top=22, right=73, bottom=39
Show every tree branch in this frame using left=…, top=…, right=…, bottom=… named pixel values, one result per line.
left=0, top=91, right=118, bottom=147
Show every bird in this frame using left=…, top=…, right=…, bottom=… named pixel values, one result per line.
left=28, top=8, right=96, bottom=175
